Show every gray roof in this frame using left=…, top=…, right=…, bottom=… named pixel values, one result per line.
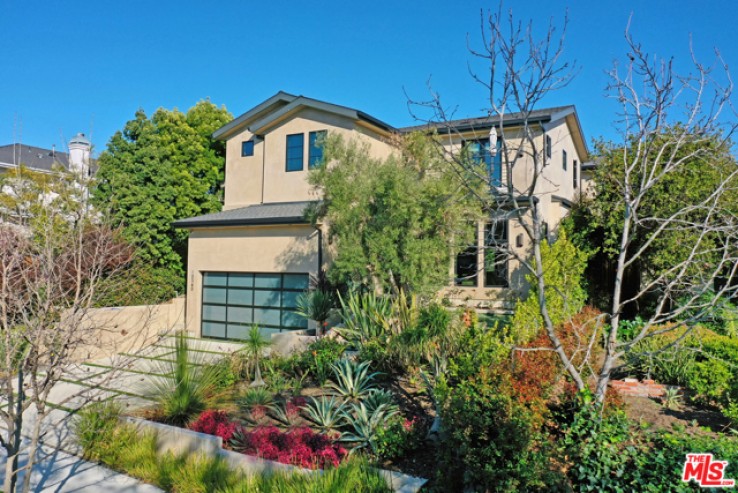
left=399, top=105, right=576, bottom=133
left=0, top=144, right=69, bottom=172
left=172, top=201, right=314, bottom=229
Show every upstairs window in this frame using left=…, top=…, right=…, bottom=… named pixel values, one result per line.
left=484, top=220, right=508, bottom=287
left=467, top=139, right=502, bottom=188
left=545, top=135, right=552, bottom=163
left=286, top=134, right=304, bottom=172
left=241, top=140, right=254, bottom=157
left=562, top=149, right=568, bottom=171
left=309, top=130, right=327, bottom=168
left=573, top=160, right=578, bottom=188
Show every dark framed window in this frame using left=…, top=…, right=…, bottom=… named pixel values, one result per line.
left=201, top=272, right=309, bottom=341
left=286, top=134, right=304, bottom=172
left=562, top=149, right=568, bottom=171
left=545, top=135, right=552, bottom=161
left=309, top=130, right=327, bottom=168
left=241, top=140, right=254, bottom=157
left=573, top=160, right=578, bottom=189
left=455, top=228, right=478, bottom=287
left=484, top=221, right=508, bottom=287
left=467, top=139, right=502, bottom=187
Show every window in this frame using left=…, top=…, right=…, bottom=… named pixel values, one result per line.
left=545, top=135, right=552, bottom=161
left=455, top=229, right=478, bottom=287
left=286, top=134, right=304, bottom=172
left=484, top=221, right=508, bottom=287
left=467, top=139, right=502, bottom=187
left=201, top=272, right=309, bottom=340
left=309, top=130, right=327, bottom=168
left=241, top=140, right=254, bottom=157
left=573, top=160, right=578, bottom=188
left=562, top=149, right=568, bottom=171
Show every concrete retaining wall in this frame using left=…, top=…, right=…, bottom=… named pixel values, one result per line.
left=123, top=416, right=426, bottom=493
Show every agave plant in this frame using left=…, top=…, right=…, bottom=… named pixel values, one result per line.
left=363, top=388, right=399, bottom=415
left=268, top=400, right=302, bottom=427
left=328, top=359, right=380, bottom=402
left=238, top=387, right=274, bottom=410
left=340, top=402, right=398, bottom=453
left=334, top=291, right=394, bottom=347
left=304, top=395, right=347, bottom=432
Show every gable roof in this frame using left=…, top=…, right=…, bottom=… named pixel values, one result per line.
left=172, top=201, right=314, bottom=229
left=0, top=144, right=69, bottom=172
left=212, top=92, right=396, bottom=141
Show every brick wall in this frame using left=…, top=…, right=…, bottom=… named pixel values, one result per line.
left=610, top=378, right=670, bottom=398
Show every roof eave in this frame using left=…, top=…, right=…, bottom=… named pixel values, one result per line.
left=173, top=216, right=310, bottom=229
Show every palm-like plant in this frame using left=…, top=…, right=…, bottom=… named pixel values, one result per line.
left=329, top=359, right=380, bottom=402
left=239, top=324, right=271, bottom=387
left=304, top=395, right=347, bottom=432
left=296, top=290, right=334, bottom=336
left=142, top=331, right=222, bottom=425
left=340, top=402, right=398, bottom=453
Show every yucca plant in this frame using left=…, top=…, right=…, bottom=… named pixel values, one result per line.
left=661, top=386, right=683, bottom=410
left=142, top=331, right=223, bottom=425
left=296, top=290, right=335, bottom=336
left=304, top=395, right=347, bottom=432
left=340, top=402, right=398, bottom=453
left=329, top=359, right=380, bottom=402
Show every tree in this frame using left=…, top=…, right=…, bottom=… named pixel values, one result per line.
left=92, top=100, right=232, bottom=295
left=410, top=8, right=738, bottom=403
left=0, top=169, right=144, bottom=493
left=307, top=132, right=480, bottom=295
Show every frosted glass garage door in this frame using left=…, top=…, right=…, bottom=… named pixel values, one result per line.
left=201, top=272, right=309, bottom=340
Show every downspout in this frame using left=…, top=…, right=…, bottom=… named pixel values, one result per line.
left=259, top=134, right=266, bottom=204
left=316, top=224, right=323, bottom=275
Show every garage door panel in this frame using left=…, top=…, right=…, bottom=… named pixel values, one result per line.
left=201, top=272, right=310, bottom=341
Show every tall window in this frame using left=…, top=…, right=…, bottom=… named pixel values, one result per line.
left=286, top=134, right=304, bottom=172
left=545, top=135, right=552, bottom=162
left=241, top=140, right=254, bottom=157
left=562, top=149, right=568, bottom=171
left=455, top=228, right=478, bottom=287
left=309, top=130, right=327, bottom=168
left=468, top=139, right=502, bottom=187
left=484, top=221, right=508, bottom=287
left=573, top=159, right=578, bottom=189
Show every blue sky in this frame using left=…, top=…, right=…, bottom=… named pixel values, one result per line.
left=1, top=1, right=736, bottom=156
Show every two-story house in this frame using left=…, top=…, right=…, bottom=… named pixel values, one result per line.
left=173, top=92, right=588, bottom=341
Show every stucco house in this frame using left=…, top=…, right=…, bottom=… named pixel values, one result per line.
left=173, top=92, right=589, bottom=340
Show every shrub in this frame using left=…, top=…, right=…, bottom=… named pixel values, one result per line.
left=231, top=425, right=347, bottom=469
left=417, top=303, right=451, bottom=337
left=373, top=414, right=421, bottom=461
left=447, top=324, right=510, bottom=382
left=438, top=368, right=550, bottom=491
left=686, top=359, right=733, bottom=405
left=297, top=337, right=346, bottom=385
left=189, top=410, right=238, bottom=442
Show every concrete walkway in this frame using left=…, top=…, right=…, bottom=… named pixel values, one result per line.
left=0, top=335, right=243, bottom=492
left=0, top=443, right=163, bottom=492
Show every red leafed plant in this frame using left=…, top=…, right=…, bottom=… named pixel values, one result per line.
left=189, top=410, right=238, bottom=443
left=231, top=425, right=347, bottom=469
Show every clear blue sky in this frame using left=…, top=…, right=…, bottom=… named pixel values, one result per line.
left=1, top=0, right=736, bottom=156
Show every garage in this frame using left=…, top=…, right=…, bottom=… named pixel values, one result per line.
left=201, top=271, right=309, bottom=340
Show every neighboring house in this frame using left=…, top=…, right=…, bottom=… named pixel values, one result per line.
left=0, top=133, right=92, bottom=177
left=173, top=92, right=590, bottom=340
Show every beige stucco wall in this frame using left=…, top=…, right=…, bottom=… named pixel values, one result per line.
left=223, top=108, right=395, bottom=210
left=184, top=224, right=322, bottom=336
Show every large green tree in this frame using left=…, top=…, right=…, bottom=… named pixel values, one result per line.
left=308, top=132, right=480, bottom=295
left=93, top=100, right=231, bottom=294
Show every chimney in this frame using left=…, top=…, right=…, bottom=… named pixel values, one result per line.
left=68, top=133, right=91, bottom=176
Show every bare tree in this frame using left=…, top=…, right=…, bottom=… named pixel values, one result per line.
left=0, top=167, right=145, bottom=492
left=409, top=8, right=738, bottom=403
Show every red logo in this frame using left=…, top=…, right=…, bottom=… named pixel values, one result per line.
left=682, top=453, right=735, bottom=488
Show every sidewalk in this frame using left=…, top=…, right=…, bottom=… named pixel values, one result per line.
left=0, top=443, right=163, bottom=493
